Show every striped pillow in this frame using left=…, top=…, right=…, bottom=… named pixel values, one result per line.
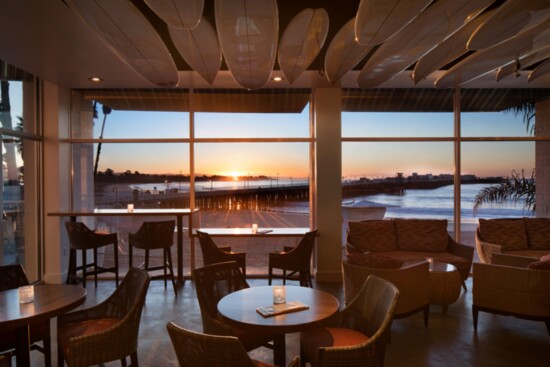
left=524, top=218, right=550, bottom=250
left=395, top=219, right=448, bottom=252
left=479, top=219, right=528, bottom=251
left=347, top=220, right=397, bottom=253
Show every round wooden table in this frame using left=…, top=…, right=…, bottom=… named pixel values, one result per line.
left=217, top=285, right=339, bottom=366
left=429, top=261, right=461, bottom=313
left=0, top=284, right=87, bottom=367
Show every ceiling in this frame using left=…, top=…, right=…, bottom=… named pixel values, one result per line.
left=1, top=0, right=550, bottom=92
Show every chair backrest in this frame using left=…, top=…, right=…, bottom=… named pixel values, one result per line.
left=341, top=275, right=400, bottom=342
left=0, top=264, right=30, bottom=291
left=285, top=229, right=317, bottom=264
left=166, top=322, right=255, bottom=367
left=196, top=230, right=226, bottom=264
left=194, top=261, right=249, bottom=324
left=129, top=220, right=175, bottom=249
left=65, top=221, right=95, bottom=249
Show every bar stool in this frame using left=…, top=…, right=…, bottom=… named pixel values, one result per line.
left=129, top=220, right=177, bottom=295
left=65, top=221, right=119, bottom=287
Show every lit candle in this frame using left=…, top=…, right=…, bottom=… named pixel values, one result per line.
left=426, top=257, right=433, bottom=269
left=252, top=223, right=258, bottom=234
left=273, top=285, right=286, bottom=304
left=19, top=285, right=34, bottom=303
left=127, top=204, right=134, bottom=213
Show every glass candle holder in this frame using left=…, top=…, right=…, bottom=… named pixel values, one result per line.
left=127, top=204, right=134, bottom=212
left=426, top=257, right=434, bottom=269
left=19, top=285, right=34, bottom=304
left=273, top=285, right=286, bottom=304
left=252, top=223, right=258, bottom=234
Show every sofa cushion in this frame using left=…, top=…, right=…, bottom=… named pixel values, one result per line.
left=541, top=254, right=550, bottom=262
left=378, top=251, right=471, bottom=280
left=394, top=219, right=448, bottom=252
left=524, top=218, right=550, bottom=250
left=527, top=259, right=550, bottom=271
left=346, top=252, right=403, bottom=269
left=347, top=220, right=397, bottom=253
left=478, top=219, right=528, bottom=251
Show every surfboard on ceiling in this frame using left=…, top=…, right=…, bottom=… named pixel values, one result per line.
left=467, top=0, right=550, bottom=50
left=357, top=0, right=493, bottom=89
left=278, top=8, right=329, bottom=84
left=496, top=47, right=550, bottom=82
left=528, top=57, right=550, bottom=83
left=354, top=0, right=431, bottom=48
left=144, top=0, right=203, bottom=29
left=169, top=17, right=221, bottom=84
left=68, top=0, right=178, bottom=88
left=412, top=10, right=494, bottom=84
left=324, top=18, right=372, bottom=85
left=215, top=0, right=278, bottom=90
left=435, top=20, right=550, bottom=88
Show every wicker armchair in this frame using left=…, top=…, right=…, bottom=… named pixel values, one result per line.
left=300, top=275, right=399, bottom=367
left=473, top=253, right=550, bottom=335
left=65, top=221, right=119, bottom=287
left=129, top=220, right=177, bottom=294
left=194, top=262, right=282, bottom=355
left=268, top=229, right=317, bottom=287
left=57, top=267, right=150, bottom=367
left=196, top=230, right=247, bottom=276
left=343, top=259, right=430, bottom=325
left=166, top=322, right=299, bottom=367
left=0, top=264, right=51, bottom=367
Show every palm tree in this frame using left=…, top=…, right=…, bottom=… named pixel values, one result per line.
left=473, top=169, right=535, bottom=214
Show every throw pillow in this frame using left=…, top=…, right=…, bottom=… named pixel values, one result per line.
left=478, top=218, right=528, bottom=251
left=540, top=254, right=550, bottom=262
left=394, top=219, right=448, bottom=252
left=347, top=220, right=397, bottom=253
left=527, top=259, right=550, bottom=271
left=346, top=253, right=403, bottom=269
left=524, top=218, right=550, bottom=250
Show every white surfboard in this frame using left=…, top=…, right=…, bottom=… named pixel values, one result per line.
left=144, top=0, right=203, bottom=29
left=278, top=8, right=329, bottom=84
left=412, top=10, right=494, bottom=84
left=324, top=18, right=372, bottom=85
left=496, top=47, right=550, bottom=81
left=215, top=0, right=278, bottom=90
left=467, top=0, right=550, bottom=50
left=355, top=0, right=431, bottom=47
left=357, top=0, right=493, bottom=89
left=435, top=20, right=550, bottom=88
left=68, top=0, right=179, bottom=87
left=528, top=57, right=550, bottom=83
left=169, top=17, right=221, bottom=84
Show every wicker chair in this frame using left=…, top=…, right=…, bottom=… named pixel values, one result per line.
left=343, top=259, right=430, bottom=325
left=0, top=264, right=51, bottom=367
left=166, top=322, right=299, bottom=367
left=194, top=261, right=283, bottom=355
left=65, top=221, right=119, bottom=287
left=268, top=230, right=317, bottom=287
left=472, top=253, right=550, bottom=335
left=57, top=267, right=150, bottom=367
left=300, top=275, right=400, bottom=367
left=196, top=230, right=247, bottom=276
left=129, top=220, right=177, bottom=295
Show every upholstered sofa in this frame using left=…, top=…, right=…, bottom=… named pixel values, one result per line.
left=475, top=217, right=550, bottom=264
left=344, top=219, right=474, bottom=287
left=472, top=253, right=550, bottom=334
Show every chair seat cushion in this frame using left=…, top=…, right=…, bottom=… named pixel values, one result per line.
left=58, top=318, right=120, bottom=353
left=300, top=327, right=369, bottom=366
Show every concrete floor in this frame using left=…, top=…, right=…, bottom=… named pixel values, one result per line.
left=25, top=276, right=550, bottom=367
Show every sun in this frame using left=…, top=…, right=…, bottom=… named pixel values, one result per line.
left=231, top=172, right=240, bottom=181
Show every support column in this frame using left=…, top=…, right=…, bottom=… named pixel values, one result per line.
left=313, top=88, right=342, bottom=283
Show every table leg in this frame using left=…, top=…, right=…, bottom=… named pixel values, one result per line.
left=15, top=325, right=30, bottom=367
left=66, top=216, right=78, bottom=284
left=273, top=334, right=286, bottom=367
left=176, top=215, right=184, bottom=285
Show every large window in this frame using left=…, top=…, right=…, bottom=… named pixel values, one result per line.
left=1, top=62, right=41, bottom=282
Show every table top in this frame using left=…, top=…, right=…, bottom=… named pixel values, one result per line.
left=195, top=227, right=311, bottom=237
left=48, top=208, right=198, bottom=217
left=0, top=284, right=87, bottom=329
left=217, top=285, right=339, bottom=334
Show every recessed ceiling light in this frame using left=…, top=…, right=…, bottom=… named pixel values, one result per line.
left=88, top=76, right=103, bottom=83
left=272, top=76, right=284, bottom=82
